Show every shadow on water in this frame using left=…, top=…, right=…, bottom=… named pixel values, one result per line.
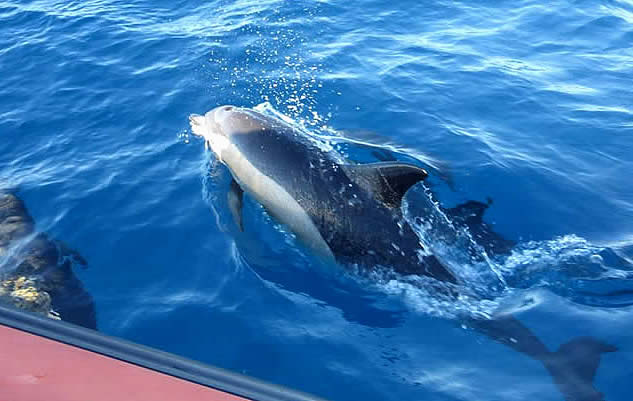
left=248, top=262, right=407, bottom=329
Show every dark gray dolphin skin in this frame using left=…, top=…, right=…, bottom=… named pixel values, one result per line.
left=0, top=192, right=96, bottom=329
left=190, top=106, right=615, bottom=401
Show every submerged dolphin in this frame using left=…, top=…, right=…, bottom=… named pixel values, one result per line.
left=0, top=192, right=96, bottom=329
left=190, top=106, right=615, bottom=401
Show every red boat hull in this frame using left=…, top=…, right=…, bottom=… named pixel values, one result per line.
left=0, top=325, right=243, bottom=401
left=0, top=306, right=326, bottom=401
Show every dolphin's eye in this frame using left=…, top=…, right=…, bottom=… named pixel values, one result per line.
left=224, top=106, right=233, bottom=111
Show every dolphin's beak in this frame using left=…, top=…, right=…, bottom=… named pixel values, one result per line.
left=189, top=114, right=206, bottom=137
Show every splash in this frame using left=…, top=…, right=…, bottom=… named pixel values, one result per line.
left=499, top=235, right=633, bottom=307
left=401, top=186, right=633, bottom=313
left=204, top=2, right=327, bottom=125
left=254, top=101, right=339, bottom=156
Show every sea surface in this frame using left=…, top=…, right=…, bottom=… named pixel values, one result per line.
left=1, top=0, right=633, bottom=400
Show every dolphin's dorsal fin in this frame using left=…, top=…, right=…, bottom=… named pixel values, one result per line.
left=444, top=199, right=492, bottom=225
left=227, top=178, right=244, bottom=231
left=344, top=162, right=428, bottom=208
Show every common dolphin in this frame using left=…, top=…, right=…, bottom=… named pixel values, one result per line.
left=0, top=192, right=96, bottom=329
left=190, top=105, right=456, bottom=283
left=190, top=105, right=615, bottom=401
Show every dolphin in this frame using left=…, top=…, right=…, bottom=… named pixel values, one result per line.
left=190, top=105, right=456, bottom=283
left=190, top=105, right=616, bottom=401
left=0, top=192, right=96, bottom=329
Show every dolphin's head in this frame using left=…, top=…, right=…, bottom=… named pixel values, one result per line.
left=190, top=105, right=283, bottom=164
left=189, top=105, right=241, bottom=161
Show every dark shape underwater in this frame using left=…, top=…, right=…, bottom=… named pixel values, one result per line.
left=0, top=192, right=97, bottom=330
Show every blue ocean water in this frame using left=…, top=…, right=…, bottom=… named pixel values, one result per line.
left=1, top=0, right=633, bottom=400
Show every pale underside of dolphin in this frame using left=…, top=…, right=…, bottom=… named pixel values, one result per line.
left=190, top=105, right=617, bottom=401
